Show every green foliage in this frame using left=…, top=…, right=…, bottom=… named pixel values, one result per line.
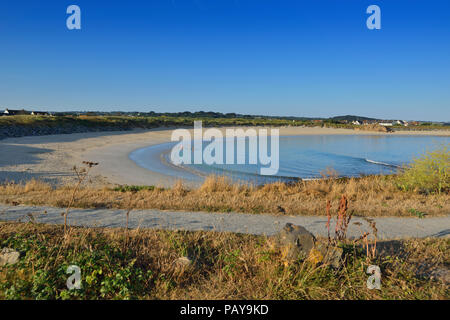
left=408, top=208, right=428, bottom=219
left=221, top=249, right=241, bottom=277
left=112, top=185, right=160, bottom=193
left=0, top=232, right=154, bottom=299
left=396, top=145, right=449, bottom=194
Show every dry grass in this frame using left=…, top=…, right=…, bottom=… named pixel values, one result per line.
left=0, top=222, right=448, bottom=300
left=0, top=174, right=448, bottom=216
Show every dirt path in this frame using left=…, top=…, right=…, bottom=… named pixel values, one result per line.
left=1, top=205, right=448, bottom=239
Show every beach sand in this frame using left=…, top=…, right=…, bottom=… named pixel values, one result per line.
left=1, top=126, right=448, bottom=187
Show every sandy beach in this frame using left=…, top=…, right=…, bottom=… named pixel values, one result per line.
left=1, top=126, right=449, bottom=187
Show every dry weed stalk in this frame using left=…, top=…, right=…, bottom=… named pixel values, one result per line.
left=63, top=161, right=98, bottom=234
left=326, top=200, right=332, bottom=241
left=124, top=190, right=137, bottom=246
left=326, top=195, right=353, bottom=244
left=326, top=195, right=378, bottom=260
left=353, top=218, right=378, bottom=260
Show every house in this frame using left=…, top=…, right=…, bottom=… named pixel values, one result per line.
left=352, top=120, right=362, bottom=125
left=378, top=122, right=393, bottom=127
left=31, top=111, right=49, bottom=116
left=395, top=120, right=409, bottom=126
left=3, top=109, right=31, bottom=116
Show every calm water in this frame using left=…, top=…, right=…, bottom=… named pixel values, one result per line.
left=130, top=135, right=449, bottom=184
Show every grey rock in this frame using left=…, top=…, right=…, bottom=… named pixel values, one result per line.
left=272, top=223, right=316, bottom=261
left=429, top=267, right=450, bottom=284
left=0, top=248, right=20, bottom=266
left=314, top=242, right=344, bottom=269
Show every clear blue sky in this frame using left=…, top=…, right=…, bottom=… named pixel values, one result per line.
left=0, top=0, right=449, bottom=121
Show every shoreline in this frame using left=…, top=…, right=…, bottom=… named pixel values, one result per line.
left=0, top=126, right=449, bottom=187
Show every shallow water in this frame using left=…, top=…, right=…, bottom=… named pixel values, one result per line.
left=130, top=135, right=449, bottom=184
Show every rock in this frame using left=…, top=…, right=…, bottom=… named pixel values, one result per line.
left=272, top=223, right=316, bottom=262
left=0, top=248, right=20, bottom=266
left=430, top=267, right=450, bottom=284
left=173, top=256, right=194, bottom=269
left=312, top=243, right=344, bottom=269
left=276, top=206, right=286, bottom=214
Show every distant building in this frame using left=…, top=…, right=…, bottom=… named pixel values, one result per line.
left=395, top=120, right=409, bottom=126
left=31, top=111, right=49, bottom=116
left=379, top=122, right=393, bottom=127
left=352, top=120, right=362, bottom=125
left=3, top=109, right=31, bottom=116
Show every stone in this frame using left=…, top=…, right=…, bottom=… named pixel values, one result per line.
left=272, top=223, right=316, bottom=262
left=173, top=256, right=194, bottom=269
left=313, top=242, right=344, bottom=269
left=425, top=267, right=450, bottom=284
left=430, top=267, right=450, bottom=284
left=0, top=248, right=20, bottom=266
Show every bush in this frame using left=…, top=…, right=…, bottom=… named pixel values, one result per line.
left=397, top=144, right=449, bottom=194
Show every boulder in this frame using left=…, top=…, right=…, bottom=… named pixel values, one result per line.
left=0, top=248, right=20, bottom=266
left=430, top=267, right=450, bottom=284
left=173, top=256, right=195, bottom=273
left=272, top=223, right=316, bottom=262
left=174, top=256, right=193, bottom=267
left=311, top=243, right=344, bottom=269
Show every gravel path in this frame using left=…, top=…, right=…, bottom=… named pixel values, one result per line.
left=1, top=205, right=449, bottom=239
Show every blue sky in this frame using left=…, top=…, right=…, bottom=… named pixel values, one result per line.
left=0, top=0, right=449, bottom=121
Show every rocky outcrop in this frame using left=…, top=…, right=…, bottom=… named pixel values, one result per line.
left=271, top=223, right=316, bottom=261
left=354, top=124, right=393, bottom=133
left=270, top=223, right=344, bottom=268
left=0, top=248, right=20, bottom=266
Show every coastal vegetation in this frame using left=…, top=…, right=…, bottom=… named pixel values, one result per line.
left=0, top=114, right=448, bottom=141
left=0, top=172, right=447, bottom=217
left=0, top=222, right=448, bottom=300
left=396, top=145, right=449, bottom=194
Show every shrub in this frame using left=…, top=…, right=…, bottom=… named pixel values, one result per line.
left=113, top=185, right=158, bottom=193
left=397, top=144, right=449, bottom=194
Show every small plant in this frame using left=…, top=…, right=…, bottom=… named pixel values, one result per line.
left=408, top=208, right=428, bottom=219
left=353, top=218, right=378, bottom=261
left=326, top=196, right=377, bottom=260
left=113, top=185, right=159, bottom=193
left=63, top=161, right=98, bottom=233
left=222, top=249, right=241, bottom=278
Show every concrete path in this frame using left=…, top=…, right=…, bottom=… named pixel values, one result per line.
left=0, top=205, right=449, bottom=239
